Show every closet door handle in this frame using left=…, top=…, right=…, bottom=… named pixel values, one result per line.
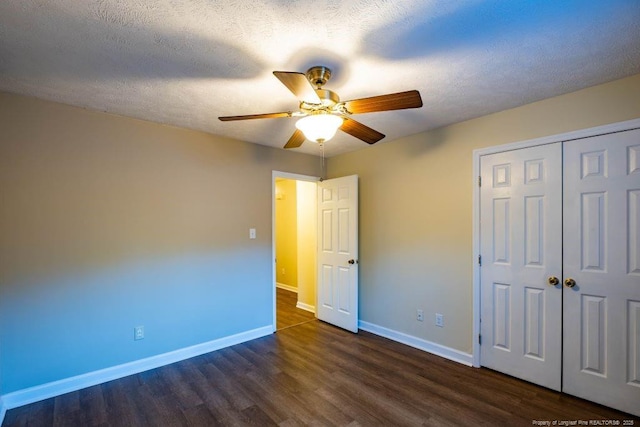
left=547, top=276, right=559, bottom=286
left=564, top=278, right=576, bottom=288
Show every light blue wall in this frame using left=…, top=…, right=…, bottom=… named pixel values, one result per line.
left=0, top=92, right=320, bottom=394
left=0, top=339, right=3, bottom=395
left=1, top=251, right=270, bottom=391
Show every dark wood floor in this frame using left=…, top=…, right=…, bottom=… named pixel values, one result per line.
left=4, top=321, right=638, bottom=426
left=276, top=287, right=315, bottom=330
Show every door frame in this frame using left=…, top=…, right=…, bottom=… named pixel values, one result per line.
left=272, top=171, right=320, bottom=332
left=471, top=118, right=640, bottom=368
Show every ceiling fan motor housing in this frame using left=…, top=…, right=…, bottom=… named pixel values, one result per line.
left=310, top=89, right=340, bottom=108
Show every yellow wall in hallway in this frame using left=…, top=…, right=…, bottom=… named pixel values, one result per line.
left=275, top=179, right=298, bottom=288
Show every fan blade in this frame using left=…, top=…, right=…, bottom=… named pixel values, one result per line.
left=284, top=129, right=306, bottom=149
left=340, top=118, right=385, bottom=145
left=218, top=112, right=293, bottom=121
left=344, top=90, right=423, bottom=114
left=273, top=71, right=321, bottom=104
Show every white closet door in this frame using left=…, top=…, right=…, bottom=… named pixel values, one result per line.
left=480, top=143, right=563, bottom=390
left=563, top=128, right=640, bottom=417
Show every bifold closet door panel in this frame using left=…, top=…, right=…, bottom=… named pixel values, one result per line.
left=480, top=142, right=563, bottom=391
left=562, top=128, right=640, bottom=417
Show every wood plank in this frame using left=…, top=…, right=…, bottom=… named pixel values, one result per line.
left=3, top=321, right=638, bottom=426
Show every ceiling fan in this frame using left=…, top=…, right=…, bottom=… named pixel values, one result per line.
left=218, top=66, right=423, bottom=149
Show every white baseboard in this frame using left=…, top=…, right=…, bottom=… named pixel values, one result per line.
left=358, top=320, right=473, bottom=367
left=0, top=321, right=470, bottom=420
left=295, top=301, right=315, bottom=313
left=276, top=283, right=298, bottom=293
left=0, top=396, right=6, bottom=426
left=0, top=325, right=272, bottom=412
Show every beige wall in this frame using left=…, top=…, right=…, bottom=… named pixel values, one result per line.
left=275, top=179, right=298, bottom=288
left=327, top=73, right=640, bottom=353
left=0, top=91, right=320, bottom=393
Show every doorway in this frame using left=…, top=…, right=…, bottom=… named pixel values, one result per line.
left=272, top=172, right=318, bottom=331
left=272, top=171, right=360, bottom=333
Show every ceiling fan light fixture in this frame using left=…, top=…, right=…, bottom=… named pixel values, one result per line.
left=295, top=113, right=344, bottom=143
left=296, top=111, right=344, bottom=144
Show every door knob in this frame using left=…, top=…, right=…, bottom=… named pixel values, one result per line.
left=348, top=259, right=358, bottom=265
left=564, top=278, right=576, bottom=288
left=547, top=276, right=559, bottom=286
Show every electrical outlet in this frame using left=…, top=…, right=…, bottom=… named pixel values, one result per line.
left=417, top=309, right=424, bottom=322
left=134, top=326, right=144, bottom=340
left=435, top=313, right=444, bottom=327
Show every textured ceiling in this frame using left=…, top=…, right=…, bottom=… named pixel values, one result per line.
left=1, top=0, right=639, bottom=157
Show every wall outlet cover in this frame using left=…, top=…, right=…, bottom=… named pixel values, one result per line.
left=134, top=326, right=145, bottom=340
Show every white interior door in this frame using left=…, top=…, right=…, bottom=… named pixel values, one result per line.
left=317, top=175, right=358, bottom=333
left=480, top=143, right=563, bottom=390
left=562, top=128, right=640, bottom=416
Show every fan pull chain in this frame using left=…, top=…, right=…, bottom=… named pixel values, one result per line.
left=320, top=142, right=326, bottom=181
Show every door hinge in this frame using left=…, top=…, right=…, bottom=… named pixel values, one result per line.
left=478, top=334, right=482, bottom=345
left=478, top=255, right=482, bottom=266
left=478, top=176, right=481, bottom=187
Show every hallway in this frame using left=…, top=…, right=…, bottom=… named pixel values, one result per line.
left=276, top=287, right=315, bottom=330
